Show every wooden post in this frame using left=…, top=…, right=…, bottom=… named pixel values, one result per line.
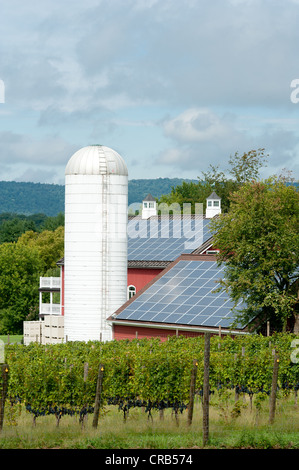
left=80, top=362, right=89, bottom=429
left=187, top=359, right=198, bottom=426
left=92, top=363, right=104, bottom=429
left=242, top=347, right=246, bottom=402
left=0, top=364, right=9, bottom=432
left=269, top=353, right=279, bottom=424
left=234, top=353, right=239, bottom=402
left=84, top=362, right=89, bottom=382
left=203, top=333, right=210, bottom=446
left=267, top=321, right=270, bottom=337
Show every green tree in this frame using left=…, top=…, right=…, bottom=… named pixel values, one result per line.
left=0, top=243, right=43, bottom=334
left=0, top=217, right=37, bottom=243
left=40, top=212, right=64, bottom=231
left=227, top=148, right=268, bottom=184
left=158, top=148, right=268, bottom=213
left=17, top=226, right=64, bottom=273
left=210, top=177, right=299, bottom=333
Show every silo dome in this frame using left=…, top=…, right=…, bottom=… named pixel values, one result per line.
left=65, top=145, right=128, bottom=177
left=64, top=144, right=128, bottom=342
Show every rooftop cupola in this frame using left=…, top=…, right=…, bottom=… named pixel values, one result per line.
left=142, top=193, right=157, bottom=219
left=205, top=191, right=221, bottom=218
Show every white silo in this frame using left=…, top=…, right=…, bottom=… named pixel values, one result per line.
left=64, top=145, right=128, bottom=342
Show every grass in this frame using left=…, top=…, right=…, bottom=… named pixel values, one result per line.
left=0, top=335, right=23, bottom=345
left=0, top=393, right=298, bottom=449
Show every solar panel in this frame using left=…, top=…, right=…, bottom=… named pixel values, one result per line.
left=117, top=259, right=245, bottom=329
left=128, top=217, right=212, bottom=261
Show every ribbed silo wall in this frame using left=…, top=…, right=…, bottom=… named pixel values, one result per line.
left=64, top=173, right=128, bottom=342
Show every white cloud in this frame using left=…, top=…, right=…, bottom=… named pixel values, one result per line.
left=15, top=168, right=59, bottom=184
left=156, top=107, right=299, bottom=178
left=0, top=131, right=77, bottom=166
left=1, top=0, right=299, bottom=182
left=163, top=108, right=239, bottom=143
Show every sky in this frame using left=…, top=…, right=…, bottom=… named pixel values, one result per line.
left=0, top=0, right=299, bottom=185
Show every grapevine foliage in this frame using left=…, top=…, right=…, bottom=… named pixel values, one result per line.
left=3, top=333, right=299, bottom=423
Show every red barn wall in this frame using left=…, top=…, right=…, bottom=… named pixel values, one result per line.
left=113, top=324, right=204, bottom=342
left=127, top=268, right=163, bottom=292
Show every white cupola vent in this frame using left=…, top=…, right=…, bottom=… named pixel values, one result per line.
left=206, top=191, right=221, bottom=218
left=142, top=193, right=157, bottom=219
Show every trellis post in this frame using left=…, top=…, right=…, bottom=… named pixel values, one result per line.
left=0, top=364, right=9, bottom=432
left=203, top=333, right=210, bottom=446
left=92, top=363, right=104, bottom=429
left=187, top=359, right=198, bottom=426
left=269, top=353, right=279, bottom=424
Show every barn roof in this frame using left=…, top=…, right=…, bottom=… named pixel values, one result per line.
left=57, top=216, right=214, bottom=266
left=127, top=215, right=213, bottom=262
left=108, top=254, right=248, bottom=335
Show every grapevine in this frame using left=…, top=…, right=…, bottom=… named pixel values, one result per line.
left=2, top=333, right=298, bottom=426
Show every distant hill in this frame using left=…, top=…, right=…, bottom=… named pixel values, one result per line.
left=0, top=178, right=197, bottom=216
left=0, top=181, right=65, bottom=216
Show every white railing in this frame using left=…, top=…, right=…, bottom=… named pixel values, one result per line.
left=40, top=277, right=61, bottom=289
left=40, top=303, right=61, bottom=315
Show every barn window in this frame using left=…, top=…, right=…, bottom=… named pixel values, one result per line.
left=128, top=285, right=136, bottom=300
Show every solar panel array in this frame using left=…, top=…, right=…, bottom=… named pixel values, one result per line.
left=128, top=216, right=212, bottom=261
left=117, top=259, right=245, bottom=329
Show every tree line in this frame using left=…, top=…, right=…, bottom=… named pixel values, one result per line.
left=0, top=212, right=64, bottom=244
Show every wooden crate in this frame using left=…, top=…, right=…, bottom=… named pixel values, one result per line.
left=43, top=315, right=64, bottom=344
left=23, top=321, right=43, bottom=345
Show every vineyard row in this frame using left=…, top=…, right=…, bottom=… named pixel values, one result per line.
left=1, top=333, right=298, bottom=426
